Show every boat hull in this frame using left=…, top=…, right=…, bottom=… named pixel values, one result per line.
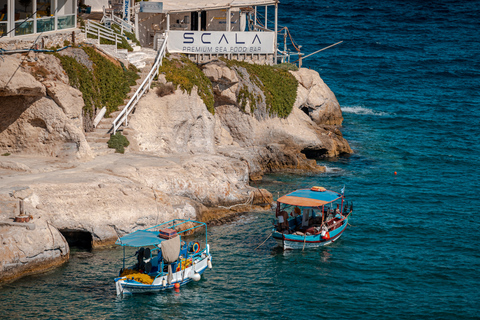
left=272, top=218, right=349, bottom=250
left=115, top=254, right=212, bottom=295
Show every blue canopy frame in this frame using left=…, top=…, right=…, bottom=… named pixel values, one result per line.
left=115, top=219, right=208, bottom=247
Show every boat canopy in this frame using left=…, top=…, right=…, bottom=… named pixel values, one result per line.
left=115, top=219, right=207, bottom=247
left=116, top=230, right=165, bottom=247
left=277, top=189, right=342, bottom=207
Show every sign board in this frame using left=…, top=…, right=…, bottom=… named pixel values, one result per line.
left=167, top=31, right=274, bottom=54
left=139, top=2, right=163, bottom=13
left=123, top=0, right=129, bottom=20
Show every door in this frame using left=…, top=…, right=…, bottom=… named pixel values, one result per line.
left=191, top=11, right=198, bottom=31
left=201, top=11, right=207, bottom=31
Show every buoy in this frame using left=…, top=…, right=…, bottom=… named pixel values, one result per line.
left=162, top=278, right=166, bottom=287
left=174, top=282, right=180, bottom=289
left=394, top=171, right=397, bottom=175
left=207, top=259, right=212, bottom=269
left=192, top=272, right=201, bottom=281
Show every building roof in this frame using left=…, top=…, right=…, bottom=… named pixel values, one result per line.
left=149, top=0, right=277, bottom=13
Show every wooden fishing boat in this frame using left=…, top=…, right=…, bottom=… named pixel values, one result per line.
left=114, top=219, right=212, bottom=295
left=272, top=187, right=353, bottom=250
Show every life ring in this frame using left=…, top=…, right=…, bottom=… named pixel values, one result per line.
left=192, top=242, right=201, bottom=254
left=311, top=186, right=326, bottom=192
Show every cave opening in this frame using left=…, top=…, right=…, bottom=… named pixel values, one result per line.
left=59, top=230, right=93, bottom=250
left=301, top=148, right=329, bottom=159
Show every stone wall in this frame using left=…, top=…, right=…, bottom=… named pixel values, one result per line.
left=0, top=29, right=85, bottom=50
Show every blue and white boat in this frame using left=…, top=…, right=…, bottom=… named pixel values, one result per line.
left=114, top=219, right=212, bottom=295
left=272, top=187, right=353, bottom=250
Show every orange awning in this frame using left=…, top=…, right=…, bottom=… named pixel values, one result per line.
left=276, top=195, right=329, bottom=207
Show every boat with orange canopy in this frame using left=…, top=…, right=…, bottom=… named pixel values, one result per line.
left=272, top=186, right=353, bottom=250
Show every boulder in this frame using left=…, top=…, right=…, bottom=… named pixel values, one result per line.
left=291, top=68, right=344, bottom=126
left=0, top=56, right=46, bottom=97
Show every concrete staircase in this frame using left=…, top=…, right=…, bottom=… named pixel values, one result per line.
left=85, top=61, right=154, bottom=156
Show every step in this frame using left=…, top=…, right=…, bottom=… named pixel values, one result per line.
left=95, top=122, right=114, bottom=130
left=85, top=131, right=110, bottom=139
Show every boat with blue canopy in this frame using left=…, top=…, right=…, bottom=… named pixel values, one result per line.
left=114, top=219, right=212, bottom=295
left=272, top=186, right=353, bottom=250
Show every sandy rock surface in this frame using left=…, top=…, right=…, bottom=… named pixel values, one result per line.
left=0, top=54, right=93, bottom=160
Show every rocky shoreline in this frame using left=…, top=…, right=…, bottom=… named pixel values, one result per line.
left=0, top=48, right=352, bottom=283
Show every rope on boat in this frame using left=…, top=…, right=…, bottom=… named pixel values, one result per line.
left=302, top=234, right=307, bottom=251
left=254, top=233, right=272, bottom=250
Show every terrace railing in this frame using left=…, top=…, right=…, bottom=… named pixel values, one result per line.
left=111, top=33, right=169, bottom=135
left=82, top=20, right=127, bottom=49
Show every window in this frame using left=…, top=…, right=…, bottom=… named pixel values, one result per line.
left=57, top=0, right=74, bottom=29
left=0, top=0, right=7, bottom=37
left=14, top=0, right=34, bottom=35
left=36, top=0, right=53, bottom=32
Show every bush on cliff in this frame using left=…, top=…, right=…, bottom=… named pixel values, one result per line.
left=223, top=59, right=298, bottom=118
left=55, top=46, right=139, bottom=117
left=158, top=55, right=215, bottom=114
left=107, top=132, right=130, bottom=153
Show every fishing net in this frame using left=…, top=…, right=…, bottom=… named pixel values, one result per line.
left=120, top=269, right=154, bottom=285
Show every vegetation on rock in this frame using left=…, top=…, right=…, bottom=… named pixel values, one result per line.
left=107, top=132, right=130, bottom=153
left=223, top=59, right=298, bottom=118
left=55, top=46, right=139, bottom=117
left=158, top=55, right=215, bottom=114
left=237, top=85, right=261, bottom=114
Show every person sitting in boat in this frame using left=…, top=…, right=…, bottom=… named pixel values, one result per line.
left=293, top=206, right=301, bottom=217
left=276, top=210, right=289, bottom=232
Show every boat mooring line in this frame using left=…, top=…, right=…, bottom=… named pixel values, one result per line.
left=254, top=233, right=272, bottom=250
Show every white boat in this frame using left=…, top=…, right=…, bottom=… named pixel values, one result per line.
left=272, top=187, right=353, bottom=250
left=114, top=219, right=212, bottom=295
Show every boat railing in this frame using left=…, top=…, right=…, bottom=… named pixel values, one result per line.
left=111, top=32, right=169, bottom=135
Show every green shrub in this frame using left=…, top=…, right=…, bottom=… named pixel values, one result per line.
left=223, top=59, right=298, bottom=118
left=1, top=153, right=11, bottom=156
left=273, top=63, right=299, bottom=71
left=55, top=46, right=140, bottom=117
left=158, top=56, right=215, bottom=114
left=107, top=132, right=130, bottom=153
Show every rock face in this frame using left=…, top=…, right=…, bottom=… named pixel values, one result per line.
left=292, top=68, right=344, bottom=126
left=0, top=55, right=93, bottom=160
left=128, top=88, right=216, bottom=154
left=0, top=193, right=69, bottom=284
left=128, top=59, right=351, bottom=179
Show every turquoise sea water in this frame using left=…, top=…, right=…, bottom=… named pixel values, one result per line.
left=1, top=0, right=479, bottom=318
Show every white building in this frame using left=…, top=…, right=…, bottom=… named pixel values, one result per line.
left=132, top=0, right=279, bottom=63
left=0, top=0, right=77, bottom=38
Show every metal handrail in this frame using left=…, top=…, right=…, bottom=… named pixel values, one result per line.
left=83, top=19, right=127, bottom=48
left=111, top=33, right=169, bottom=134
left=85, top=20, right=126, bottom=40
left=111, top=14, right=134, bottom=33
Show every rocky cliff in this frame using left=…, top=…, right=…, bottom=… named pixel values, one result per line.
left=0, top=54, right=93, bottom=160
left=0, top=50, right=351, bottom=283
